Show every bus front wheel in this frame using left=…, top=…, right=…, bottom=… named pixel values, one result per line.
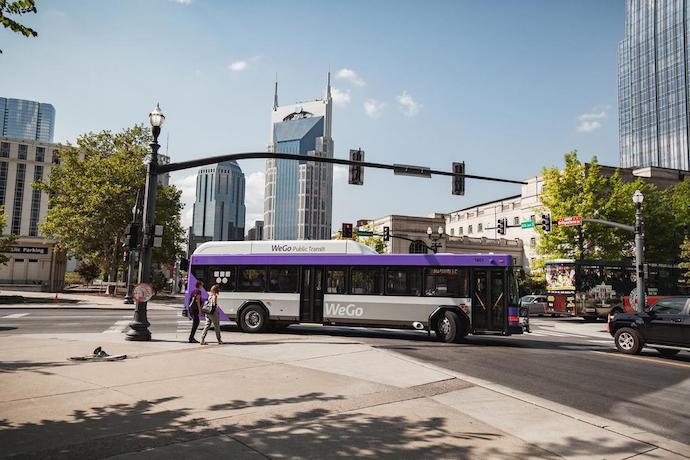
left=434, top=310, right=465, bottom=343
left=239, top=304, right=268, bottom=333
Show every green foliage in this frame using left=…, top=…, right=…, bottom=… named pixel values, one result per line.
left=680, top=238, right=690, bottom=284
left=76, top=260, right=100, bottom=284
left=152, top=270, right=167, bottom=294
left=35, top=125, right=186, bottom=280
left=538, top=151, right=687, bottom=264
left=0, top=207, right=17, bottom=265
left=0, top=0, right=38, bottom=54
left=64, top=271, right=85, bottom=286
left=352, top=225, right=386, bottom=254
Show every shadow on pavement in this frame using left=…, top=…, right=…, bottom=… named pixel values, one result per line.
left=0, top=392, right=650, bottom=459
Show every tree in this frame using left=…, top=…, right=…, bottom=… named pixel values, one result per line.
left=0, top=0, right=38, bottom=54
left=76, top=260, right=100, bottom=285
left=538, top=151, right=684, bottom=264
left=680, top=238, right=690, bottom=285
left=35, top=125, right=186, bottom=281
left=0, top=207, right=17, bottom=265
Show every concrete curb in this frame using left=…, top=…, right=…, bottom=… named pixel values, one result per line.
left=380, top=346, right=690, bottom=459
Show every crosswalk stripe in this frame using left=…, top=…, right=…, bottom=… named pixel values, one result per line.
left=2, top=313, right=30, bottom=319
left=103, top=320, right=130, bottom=333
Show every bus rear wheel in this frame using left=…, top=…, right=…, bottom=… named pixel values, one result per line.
left=239, top=304, right=268, bottom=333
left=434, top=310, right=465, bottom=343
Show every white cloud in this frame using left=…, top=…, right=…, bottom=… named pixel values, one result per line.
left=244, top=171, right=265, bottom=228
left=331, top=87, right=351, bottom=106
left=364, top=99, right=384, bottom=119
left=576, top=107, right=608, bottom=132
left=333, top=165, right=348, bottom=182
left=336, top=68, right=365, bottom=87
left=229, top=60, right=248, bottom=72
left=396, top=90, right=420, bottom=117
left=175, top=0, right=192, bottom=4
left=576, top=120, right=602, bottom=132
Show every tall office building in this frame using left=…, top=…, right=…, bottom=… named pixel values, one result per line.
left=188, top=160, right=246, bottom=255
left=263, top=74, right=333, bottom=240
left=0, top=98, right=55, bottom=143
left=618, top=0, right=690, bottom=171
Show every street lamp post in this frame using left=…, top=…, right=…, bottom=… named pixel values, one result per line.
left=126, top=104, right=165, bottom=341
left=426, top=226, right=444, bottom=253
left=633, top=190, right=645, bottom=313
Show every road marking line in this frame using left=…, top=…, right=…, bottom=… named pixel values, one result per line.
left=589, top=350, right=690, bottom=369
left=2, top=313, right=30, bottom=319
left=103, top=320, right=130, bottom=333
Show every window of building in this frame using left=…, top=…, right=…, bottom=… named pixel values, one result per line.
left=478, top=223, right=483, bottom=232
left=326, top=268, right=346, bottom=294
left=0, top=162, right=7, bottom=207
left=450, top=228, right=454, bottom=236
left=514, top=216, right=520, bottom=225
left=35, top=147, right=45, bottom=162
left=29, top=165, right=43, bottom=237
left=459, top=227, right=463, bottom=235
left=424, top=267, right=469, bottom=297
left=52, top=151, right=60, bottom=165
left=408, top=240, right=428, bottom=254
left=268, top=266, right=299, bottom=293
left=18, top=144, right=28, bottom=160
left=350, top=267, right=382, bottom=295
left=11, top=164, right=26, bottom=234
left=530, top=214, right=535, bottom=223
left=0, top=143, right=9, bottom=158
left=468, top=225, right=473, bottom=234
left=530, top=237, right=536, bottom=248
left=386, top=267, right=421, bottom=296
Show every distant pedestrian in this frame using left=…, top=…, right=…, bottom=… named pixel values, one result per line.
left=201, top=284, right=223, bottom=345
left=187, top=280, right=204, bottom=343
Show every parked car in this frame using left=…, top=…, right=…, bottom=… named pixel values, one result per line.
left=520, top=295, right=549, bottom=316
left=609, top=296, right=690, bottom=357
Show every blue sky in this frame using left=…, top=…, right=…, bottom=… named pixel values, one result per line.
left=0, top=0, right=625, bottom=231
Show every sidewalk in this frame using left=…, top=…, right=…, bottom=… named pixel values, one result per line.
left=1, top=330, right=688, bottom=459
left=0, top=289, right=181, bottom=311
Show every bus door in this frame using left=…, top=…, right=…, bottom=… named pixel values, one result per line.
left=472, top=269, right=507, bottom=333
left=300, top=267, right=324, bottom=323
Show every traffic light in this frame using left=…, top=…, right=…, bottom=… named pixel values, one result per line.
left=452, top=161, right=465, bottom=196
left=383, top=226, right=390, bottom=241
left=497, top=218, right=506, bottom=235
left=124, top=223, right=139, bottom=250
left=342, top=223, right=353, bottom=238
left=541, top=213, right=552, bottom=232
left=349, top=149, right=364, bottom=185
left=122, top=250, right=129, bottom=263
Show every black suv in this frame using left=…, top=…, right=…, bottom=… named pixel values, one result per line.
left=609, top=296, right=690, bottom=357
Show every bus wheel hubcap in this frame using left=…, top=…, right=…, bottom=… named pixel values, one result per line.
left=619, top=332, right=634, bottom=350
left=440, top=318, right=450, bottom=336
left=246, top=311, right=261, bottom=327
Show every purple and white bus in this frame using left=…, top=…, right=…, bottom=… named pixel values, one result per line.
left=186, top=240, right=523, bottom=342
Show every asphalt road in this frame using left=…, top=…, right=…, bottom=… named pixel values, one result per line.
left=2, top=308, right=689, bottom=444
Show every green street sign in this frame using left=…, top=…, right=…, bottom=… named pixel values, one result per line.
left=520, top=221, right=535, bottom=229
left=356, top=230, right=373, bottom=237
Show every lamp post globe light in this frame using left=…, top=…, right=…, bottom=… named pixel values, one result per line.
left=427, top=226, right=444, bottom=254
left=126, top=104, right=165, bottom=341
left=632, top=190, right=646, bottom=313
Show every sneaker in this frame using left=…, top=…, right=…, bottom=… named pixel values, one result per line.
left=200, top=341, right=207, bottom=346
left=188, top=338, right=199, bottom=343
left=218, top=341, right=224, bottom=345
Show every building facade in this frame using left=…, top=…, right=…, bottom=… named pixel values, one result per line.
left=188, top=160, right=246, bottom=255
left=246, top=220, right=264, bottom=241
left=0, top=98, right=55, bottom=143
left=361, top=214, right=524, bottom=265
left=618, top=0, right=690, bottom=170
left=0, top=137, right=66, bottom=291
left=263, top=74, right=334, bottom=240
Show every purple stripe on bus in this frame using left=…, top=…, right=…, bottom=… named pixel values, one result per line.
left=190, top=253, right=513, bottom=267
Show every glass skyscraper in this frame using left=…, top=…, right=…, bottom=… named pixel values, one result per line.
left=263, top=74, right=334, bottom=240
left=618, top=0, right=690, bottom=171
left=190, top=160, right=246, bottom=252
left=0, top=98, right=55, bottom=143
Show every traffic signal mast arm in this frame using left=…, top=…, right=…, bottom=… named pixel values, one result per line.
left=157, top=152, right=527, bottom=186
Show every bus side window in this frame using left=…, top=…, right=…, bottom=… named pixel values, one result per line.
left=268, top=266, right=299, bottom=293
left=238, top=267, right=267, bottom=292
left=326, top=268, right=346, bottom=294
left=350, top=267, right=383, bottom=295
